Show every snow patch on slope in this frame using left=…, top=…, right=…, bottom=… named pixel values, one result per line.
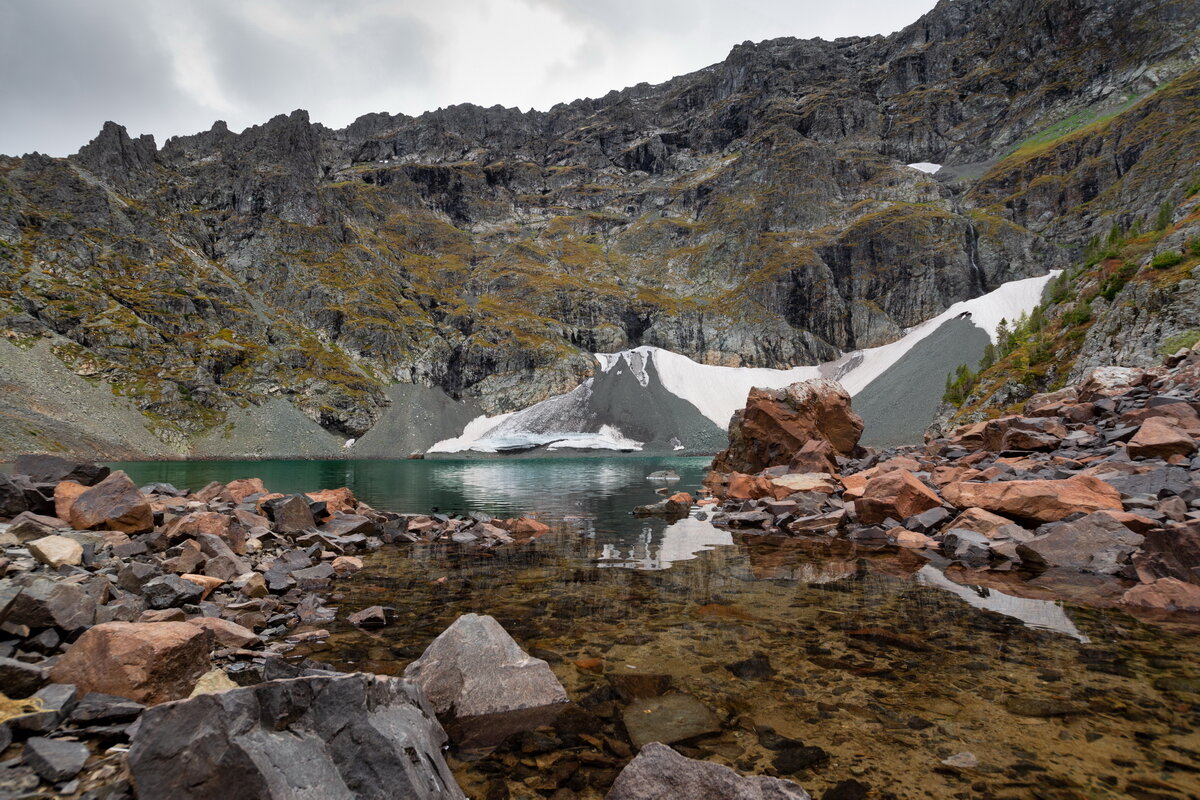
left=429, top=272, right=1058, bottom=451
left=908, top=162, right=942, bottom=174
left=834, top=271, right=1059, bottom=395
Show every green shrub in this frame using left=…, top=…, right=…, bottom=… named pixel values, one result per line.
left=1154, top=201, right=1174, bottom=232
left=1159, top=330, right=1200, bottom=355
left=1187, top=182, right=1200, bottom=198
left=1151, top=251, right=1184, bottom=269
left=1189, top=239, right=1200, bottom=257
left=1063, top=300, right=1092, bottom=326
left=1099, top=261, right=1137, bottom=301
left=942, top=363, right=977, bottom=406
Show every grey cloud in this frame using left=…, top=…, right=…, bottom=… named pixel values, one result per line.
left=0, top=0, right=936, bottom=158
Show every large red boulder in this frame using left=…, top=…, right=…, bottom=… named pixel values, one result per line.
left=855, top=470, right=943, bottom=525
left=1122, top=578, right=1200, bottom=612
left=49, top=621, right=213, bottom=704
left=1127, top=417, right=1197, bottom=460
left=305, top=487, right=358, bottom=514
left=68, top=471, right=153, bottom=533
left=712, top=379, right=863, bottom=474
left=942, top=475, right=1122, bottom=524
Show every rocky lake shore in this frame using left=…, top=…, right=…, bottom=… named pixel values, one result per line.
left=2, top=348, right=1200, bottom=799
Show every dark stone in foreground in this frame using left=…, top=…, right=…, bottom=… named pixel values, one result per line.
left=0, top=656, right=48, bottom=698
left=24, top=736, right=89, bottom=782
left=606, top=741, right=810, bottom=799
left=127, top=673, right=466, bottom=799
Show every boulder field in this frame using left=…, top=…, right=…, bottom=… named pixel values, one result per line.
left=0, top=457, right=565, bottom=797
left=701, top=345, right=1200, bottom=615
left=0, top=456, right=798, bottom=798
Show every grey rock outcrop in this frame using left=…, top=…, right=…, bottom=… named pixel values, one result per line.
left=606, top=742, right=811, bottom=800
left=126, top=673, right=465, bottom=800
left=404, top=613, right=568, bottom=748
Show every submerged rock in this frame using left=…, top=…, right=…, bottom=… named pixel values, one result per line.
left=404, top=613, right=568, bottom=748
left=621, top=693, right=722, bottom=750
left=127, top=673, right=465, bottom=799
left=606, top=742, right=811, bottom=799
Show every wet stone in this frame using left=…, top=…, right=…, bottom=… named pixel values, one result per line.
left=726, top=653, right=776, bottom=680
left=1002, top=696, right=1086, bottom=717
left=621, top=693, right=721, bottom=750
left=774, top=745, right=829, bottom=773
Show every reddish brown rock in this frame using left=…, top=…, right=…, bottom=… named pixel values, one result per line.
left=1024, top=386, right=1078, bottom=414
left=726, top=472, right=774, bottom=500
left=49, top=621, right=213, bottom=704
left=930, top=465, right=981, bottom=488
left=841, top=472, right=868, bottom=500
left=68, top=471, right=153, bottom=533
left=224, top=478, right=267, bottom=503
left=192, top=481, right=232, bottom=504
left=180, top=574, right=224, bottom=599
left=331, top=555, right=364, bottom=575
left=305, top=487, right=358, bottom=514
left=499, top=517, right=551, bottom=536
left=54, top=480, right=88, bottom=522
left=1122, top=578, right=1200, bottom=612
left=1121, top=401, right=1200, bottom=435
left=787, top=439, right=839, bottom=474
left=769, top=473, right=839, bottom=497
left=946, top=507, right=1023, bottom=538
left=942, top=475, right=1122, bottom=524
left=855, top=470, right=942, bottom=525
left=165, top=512, right=246, bottom=554
left=712, top=379, right=863, bottom=473
left=1127, top=417, right=1197, bottom=460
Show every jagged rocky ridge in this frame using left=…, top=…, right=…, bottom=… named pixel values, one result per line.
left=1, top=0, right=1199, bottom=456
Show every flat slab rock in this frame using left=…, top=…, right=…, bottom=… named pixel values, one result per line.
left=621, top=693, right=722, bottom=750
left=606, top=742, right=811, bottom=800
left=127, top=673, right=465, bottom=800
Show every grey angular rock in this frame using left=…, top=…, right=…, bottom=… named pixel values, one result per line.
left=9, top=683, right=79, bottom=733
left=142, top=575, right=205, bottom=609
left=404, top=613, right=568, bottom=748
left=606, top=742, right=811, bottom=799
left=126, top=673, right=465, bottom=800
left=264, top=495, right=316, bottom=533
left=942, top=529, right=994, bottom=566
left=23, top=737, right=90, bottom=782
left=69, top=692, right=146, bottom=724
left=0, top=473, right=29, bottom=518
left=0, top=657, right=48, bottom=698
left=3, top=576, right=96, bottom=631
left=1017, top=513, right=1144, bottom=574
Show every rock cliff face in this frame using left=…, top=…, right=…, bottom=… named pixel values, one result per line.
left=1, top=0, right=1198, bottom=455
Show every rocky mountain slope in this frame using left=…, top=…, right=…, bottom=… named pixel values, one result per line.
left=1, top=0, right=1198, bottom=458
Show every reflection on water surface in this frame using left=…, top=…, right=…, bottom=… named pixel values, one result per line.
left=115, top=457, right=1200, bottom=799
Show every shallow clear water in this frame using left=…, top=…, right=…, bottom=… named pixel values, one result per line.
left=112, top=457, right=1200, bottom=799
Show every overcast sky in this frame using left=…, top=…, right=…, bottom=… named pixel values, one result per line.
left=0, top=0, right=938, bottom=158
